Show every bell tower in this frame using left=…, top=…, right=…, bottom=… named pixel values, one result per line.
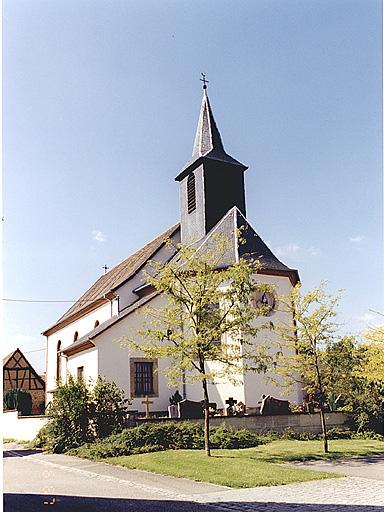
left=175, top=81, right=248, bottom=244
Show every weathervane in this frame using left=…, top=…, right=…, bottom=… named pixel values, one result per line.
left=200, top=73, right=209, bottom=90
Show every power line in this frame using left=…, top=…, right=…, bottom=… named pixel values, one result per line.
left=3, top=298, right=96, bottom=304
left=24, top=348, right=45, bottom=353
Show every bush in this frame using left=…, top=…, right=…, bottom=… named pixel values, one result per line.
left=278, top=428, right=318, bottom=441
left=43, top=375, right=91, bottom=453
left=90, top=377, right=131, bottom=439
left=4, top=389, right=32, bottom=415
left=210, top=425, right=263, bottom=449
left=35, top=375, right=130, bottom=453
left=69, top=421, right=265, bottom=459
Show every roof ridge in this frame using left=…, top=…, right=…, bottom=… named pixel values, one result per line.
left=44, top=223, right=180, bottom=334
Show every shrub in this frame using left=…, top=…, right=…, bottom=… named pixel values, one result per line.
left=69, top=421, right=265, bottom=459
left=278, top=428, right=318, bottom=441
left=43, top=375, right=92, bottom=453
left=210, top=425, right=263, bottom=449
left=4, top=389, right=32, bottom=415
left=35, top=375, right=130, bottom=453
left=90, top=377, right=131, bottom=439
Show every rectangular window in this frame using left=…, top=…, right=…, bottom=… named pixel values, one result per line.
left=77, top=366, right=84, bottom=381
left=134, top=362, right=153, bottom=396
left=130, top=358, right=158, bottom=398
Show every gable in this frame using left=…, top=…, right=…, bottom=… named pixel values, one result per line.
left=3, top=348, right=45, bottom=390
left=194, top=207, right=300, bottom=284
left=43, top=223, right=180, bottom=336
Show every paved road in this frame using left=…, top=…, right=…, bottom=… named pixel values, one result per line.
left=4, top=443, right=384, bottom=512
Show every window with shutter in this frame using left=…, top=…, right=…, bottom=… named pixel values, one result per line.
left=187, top=173, right=196, bottom=213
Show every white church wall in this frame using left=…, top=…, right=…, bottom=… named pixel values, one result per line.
left=116, top=230, right=181, bottom=313
left=66, top=347, right=98, bottom=385
left=45, top=302, right=112, bottom=398
left=96, top=294, right=178, bottom=413
left=242, top=273, right=303, bottom=407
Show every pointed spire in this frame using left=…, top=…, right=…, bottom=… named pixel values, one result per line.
left=191, top=90, right=226, bottom=159
left=175, top=78, right=247, bottom=182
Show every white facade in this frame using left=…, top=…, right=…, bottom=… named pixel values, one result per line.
left=45, top=263, right=302, bottom=413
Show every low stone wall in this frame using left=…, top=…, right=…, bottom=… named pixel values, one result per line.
left=3, top=410, right=48, bottom=441
left=198, top=412, right=351, bottom=433
left=138, top=412, right=351, bottom=434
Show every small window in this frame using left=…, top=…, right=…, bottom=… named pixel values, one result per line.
left=130, top=358, right=159, bottom=398
left=94, top=320, right=100, bottom=328
left=74, top=331, right=79, bottom=341
left=77, top=366, right=84, bottom=381
left=187, top=173, right=196, bottom=214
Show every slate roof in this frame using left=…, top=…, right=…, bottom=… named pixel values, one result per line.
left=175, top=91, right=247, bottom=181
left=44, top=224, right=179, bottom=334
left=62, top=291, right=160, bottom=355
left=194, top=207, right=300, bottom=283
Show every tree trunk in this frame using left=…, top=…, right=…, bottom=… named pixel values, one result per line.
left=314, top=352, right=329, bottom=453
left=201, top=376, right=211, bottom=457
left=319, top=404, right=329, bottom=453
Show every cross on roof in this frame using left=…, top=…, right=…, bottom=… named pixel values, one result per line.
left=102, top=264, right=109, bottom=275
left=200, top=73, right=209, bottom=90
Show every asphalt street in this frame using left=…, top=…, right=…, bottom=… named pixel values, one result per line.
left=3, top=443, right=384, bottom=512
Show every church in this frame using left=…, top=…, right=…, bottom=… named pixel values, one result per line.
left=43, top=85, right=302, bottom=413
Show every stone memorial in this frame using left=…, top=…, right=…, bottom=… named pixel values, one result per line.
left=260, top=394, right=290, bottom=415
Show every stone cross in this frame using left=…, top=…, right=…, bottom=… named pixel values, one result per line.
left=141, top=395, right=153, bottom=419
left=225, top=397, right=237, bottom=408
left=225, top=397, right=237, bottom=417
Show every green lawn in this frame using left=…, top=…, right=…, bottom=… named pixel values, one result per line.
left=102, top=439, right=384, bottom=488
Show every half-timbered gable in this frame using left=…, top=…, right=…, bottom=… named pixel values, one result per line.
left=3, top=348, right=45, bottom=414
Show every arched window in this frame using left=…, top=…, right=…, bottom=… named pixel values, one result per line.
left=187, top=173, right=196, bottom=213
left=74, top=331, right=79, bottom=341
left=56, top=341, right=62, bottom=382
left=94, top=320, right=100, bottom=328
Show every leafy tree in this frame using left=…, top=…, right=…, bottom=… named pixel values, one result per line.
left=323, top=331, right=384, bottom=433
left=360, top=325, right=384, bottom=383
left=273, top=284, right=340, bottom=453
left=91, top=376, right=131, bottom=439
left=41, top=375, right=130, bottom=452
left=121, top=235, right=272, bottom=456
left=45, top=374, right=91, bottom=453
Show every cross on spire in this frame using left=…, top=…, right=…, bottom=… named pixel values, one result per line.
left=200, top=73, right=209, bottom=90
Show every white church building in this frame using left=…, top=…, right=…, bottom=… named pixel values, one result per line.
left=43, top=87, right=302, bottom=413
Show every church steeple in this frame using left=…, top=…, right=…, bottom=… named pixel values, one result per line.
left=176, top=81, right=248, bottom=244
left=176, top=88, right=247, bottom=182
left=190, top=90, right=247, bottom=169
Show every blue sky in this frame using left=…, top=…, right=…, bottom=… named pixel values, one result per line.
left=4, top=0, right=383, bottom=373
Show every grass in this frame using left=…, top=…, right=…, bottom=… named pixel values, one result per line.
left=99, top=439, right=383, bottom=488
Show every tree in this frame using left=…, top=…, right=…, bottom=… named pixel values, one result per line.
left=121, top=235, right=272, bottom=456
left=273, top=284, right=340, bottom=453
left=40, top=375, right=130, bottom=452
left=324, top=331, right=384, bottom=433
left=360, top=325, right=384, bottom=383
left=91, top=376, right=131, bottom=439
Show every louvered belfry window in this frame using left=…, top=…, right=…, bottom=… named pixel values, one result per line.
left=134, top=361, right=154, bottom=396
left=187, top=173, right=196, bottom=213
